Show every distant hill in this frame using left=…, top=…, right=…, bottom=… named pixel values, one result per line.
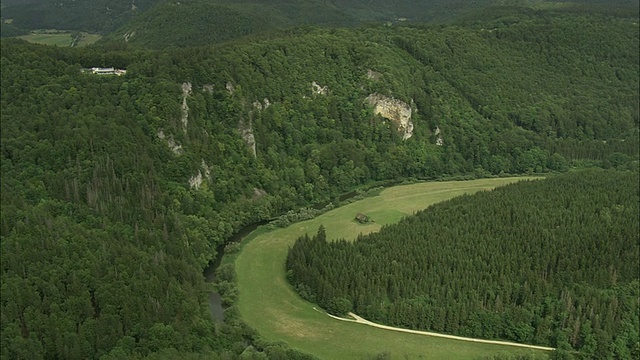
left=104, top=0, right=515, bottom=48
left=4, top=0, right=638, bottom=46
left=106, top=0, right=640, bottom=48
left=0, top=0, right=161, bottom=34
left=106, top=0, right=358, bottom=49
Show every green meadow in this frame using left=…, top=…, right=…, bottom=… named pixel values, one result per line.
left=235, top=177, right=551, bottom=359
left=17, top=30, right=101, bottom=47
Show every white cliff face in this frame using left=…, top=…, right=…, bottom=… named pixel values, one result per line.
left=365, top=93, right=414, bottom=140
left=252, top=98, right=271, bottom=110
left=239, top=118, right=257, bottom=157
left=226, top=81, right=235, bottom=94
left=245, top=98, right=272, bottom=157
left=189, top=171, right=203, bottom=190
left=435, top=126, right=444, bottom=146
left=189, top=160, right=212, bottom=190
left=201, top=159, right=211, bottom=180
left=181, top=82, right=192, bottom=133
left=311, top=81, right=328, bottom=95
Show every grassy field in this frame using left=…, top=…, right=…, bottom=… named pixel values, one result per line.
left=77, top=33, right=102, bottom=46
left=235, top=177, right=551, bottom=359
left=17, top=30, right=101, bottom=47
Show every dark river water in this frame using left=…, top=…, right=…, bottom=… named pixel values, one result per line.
left=203, top=220, right=268, bottom=322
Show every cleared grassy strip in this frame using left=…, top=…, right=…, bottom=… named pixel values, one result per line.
left=17, top=31, right=101, bottom=47
left=236, top=177, right=550, bottom=359
left=18, top=33, right=73, bottom=46
left=76, top=33, right=102, bottom=47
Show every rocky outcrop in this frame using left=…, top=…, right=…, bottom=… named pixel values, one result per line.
left=244, top=99, right=271, bottom=157
left=123, top=31, right=135, bottom=42
left=181, top=82, right=192, bottom=133
left=252, top=98, right=271, bottom=110
left=201, top=159, right=211, bottom=180
left=366, top=69, right=382, bottom=81
left=157, top=129, right=183, bottom=154
left=226, top=81, right=235, bottom=94
left=189, top=160, right=212, bottom=190
left=189, top=171, right=203, bottom=190
left=311, top=81, right=328, bottom=95
left=365, top=94, right=414, bottom=140
left=435, top=126, right=443, bottom=146
left=239, top=118, right=256, bottom=157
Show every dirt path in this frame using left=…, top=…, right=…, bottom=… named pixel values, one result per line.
left=315, top=308, right=555, bottom=352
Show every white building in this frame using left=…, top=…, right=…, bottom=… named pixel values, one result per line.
left=90, top=67, right=126, bottom=76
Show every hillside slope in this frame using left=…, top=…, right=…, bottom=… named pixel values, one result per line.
left=1, top=11, right=638, bottom=358
left=106, top=0, right=640, bottom=48
left=4, top=0, right=638, bottom=46
left=0, top=0, right=160, bottom=34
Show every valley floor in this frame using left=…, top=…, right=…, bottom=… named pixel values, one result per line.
left=235, top=177, right=550, bottom=359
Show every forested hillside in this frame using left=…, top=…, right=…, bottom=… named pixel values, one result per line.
left=106, top=0, right=357, bottom=49
left=3, top=0, right=638, bottom=46
left=107, top=0, right=640, bottom=48
left=1, top=9, right=638, bottom=359
left=0, top=0, right=160, bottom=34
left=287, top=170, right=640, bottom=358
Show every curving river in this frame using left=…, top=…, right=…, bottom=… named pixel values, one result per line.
left=203, top=220, right=268, bottom=321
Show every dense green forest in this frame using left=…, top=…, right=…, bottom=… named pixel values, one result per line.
left=1, top=6, right=638, bottom=359
left=101, top=0, right=640, bottom=49
left=287, top=170, right=640, bottom=359
left=0, top=0, right=160, bottom=34
left=3, top=0, right=639, bottom=45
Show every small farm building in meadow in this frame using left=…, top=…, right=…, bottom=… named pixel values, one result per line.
left=355, top=213, right=370, bottom=223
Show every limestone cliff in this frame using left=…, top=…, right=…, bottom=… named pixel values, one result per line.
left=239, top=116, right=257, bottom=157
left=181, top=82, right=192, bottom=133
left=365, top=94, right=414, bottom=140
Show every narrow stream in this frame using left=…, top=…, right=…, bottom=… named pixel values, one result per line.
left=203, top=220, right=268, bottom=322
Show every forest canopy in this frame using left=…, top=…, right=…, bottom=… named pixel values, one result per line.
left=287, top=170, right=640, bottom=359
left=1, top=7, right=639, bottom=360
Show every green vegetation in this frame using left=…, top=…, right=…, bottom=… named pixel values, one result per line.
left=287, top=170, right=640, bottom=359
left=4, top=0, right=637, bottom=47
left=237, top=177, right=550, bottom=359
left=108, top=0, right=357, bottom=49
left=106, top=0, right=640, bottom=48
left=16, top=30, right=102, bottom=47
left=0, top=0, right=160, bottom=34
left=0, top=5, right=638, bottom=359
left=17, top=31, right=72, bottom=46
left=76, top=33, right=103, bottom=47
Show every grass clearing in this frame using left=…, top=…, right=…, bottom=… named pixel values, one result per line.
left=18, top=32, right=73, bottom=46
left=17, top=30, right=101, bottom=47
left=235, top=177, right=550, bottom=359
left=76, top=33, right=102, bottom=47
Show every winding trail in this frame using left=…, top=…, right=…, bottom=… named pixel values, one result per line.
left=315, top=307, right=556, bottom=352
